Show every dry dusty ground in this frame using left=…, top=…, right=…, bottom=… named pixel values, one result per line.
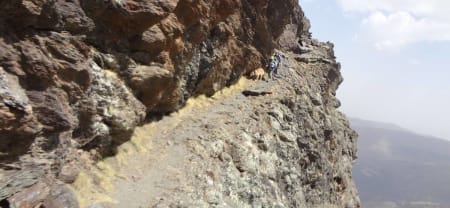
left=70, top=66, right=292, bottom=208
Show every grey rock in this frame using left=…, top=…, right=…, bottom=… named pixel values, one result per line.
left=84, top=62, right=146, bottom=146
left=0, top=67, right=41, bottom=159
left=8, top=181, right=49, bottom=208
left=90, top=52, right=359, bottom=208
left=0, top=168, right=44, bottom=200
left=42, top=184, right=79, bottom=208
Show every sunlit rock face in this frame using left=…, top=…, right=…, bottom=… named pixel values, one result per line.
left=0, top=0, right=359, bottom=207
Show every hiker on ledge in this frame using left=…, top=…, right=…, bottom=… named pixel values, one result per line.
left=268, top=53, right=282, bottom=80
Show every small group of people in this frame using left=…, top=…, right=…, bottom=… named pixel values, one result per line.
left=247, top=51, right=285, bottom=81
left=268, top=52, right=283, bottom=80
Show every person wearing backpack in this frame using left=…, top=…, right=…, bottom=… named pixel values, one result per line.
left=268, top=55, right=278, bottom=80
left=268, top=53, right=283, bottom=79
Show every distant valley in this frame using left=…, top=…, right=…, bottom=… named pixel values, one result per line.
left=351, top=118, right=450, bottom=208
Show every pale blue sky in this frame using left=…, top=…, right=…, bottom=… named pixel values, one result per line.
left=299, top=0, right=450, bottom=140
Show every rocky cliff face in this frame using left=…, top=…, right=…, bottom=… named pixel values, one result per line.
left=0, top=0, right=359, bottom=207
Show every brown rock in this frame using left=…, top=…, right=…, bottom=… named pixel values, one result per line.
left=27, top=88, right=76, bottom=132
left=0, top=67, right=41, bottom=160
left=0, top=0, right=45, bottom=27
left=130, top=25, right=166, bottom=55
left=81, top=0, right=177, bottom=37
left=0, top=2, right=360, bottom=208
left=0, top=168, right=45, bottom=201
left=58, top=164, right=80, bottom=184
left=37, top=0, right=95, bottom=33
left=128, top=65, right=176, bottom=113
left=8, top=182, right=49, bottom=208
left=159, top=13, right=184, bottom=38
left=0, top=0, right=311, bottom=162
left=277, top=24, right=300, bottom=51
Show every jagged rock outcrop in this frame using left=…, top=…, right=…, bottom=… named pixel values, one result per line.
left=0, top=0, right=359, bottom=207
left=0, top=0, right=309, bottom=160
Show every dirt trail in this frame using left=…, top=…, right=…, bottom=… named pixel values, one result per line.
left=114, top=79, right=279, bottom=208
left=70, top=77, right=277, bottom=207
left=69, top=56, right=296, bottom=208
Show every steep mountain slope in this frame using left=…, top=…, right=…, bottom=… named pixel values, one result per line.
left=0, top=0, right=359, bottom=207
left=69, top=54, right=359, bottom=208
left=352, top=118, right=450, bottom=208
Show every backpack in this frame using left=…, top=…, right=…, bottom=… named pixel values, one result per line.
left=270, top=61, right=277, bottom=69
left=275, top=54, right=282, bottom=62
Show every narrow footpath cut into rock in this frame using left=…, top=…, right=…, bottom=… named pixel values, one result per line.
left=71, top=76, right=258, bottom=206
left=0, top=0, right=361, bottom=207
left=70, top=53, right=359, bottom=208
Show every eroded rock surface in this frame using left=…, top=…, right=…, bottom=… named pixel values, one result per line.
left=72, top=55, right=359, bottom=208
left=0, top=0, right=359, bottom=207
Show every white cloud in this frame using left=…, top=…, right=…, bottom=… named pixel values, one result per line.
left=336, top=0, right=450, bottom=50
left=361, top=11, right=450, bottom=50
left=337, top=0, right=450, bottom=20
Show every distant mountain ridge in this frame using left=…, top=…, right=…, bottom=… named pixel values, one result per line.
left=351, top=118, right=450, bottom=208
left=350, top=118, right=407, bottom=132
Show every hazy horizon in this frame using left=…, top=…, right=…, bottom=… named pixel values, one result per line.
left=350, top=117, right=449, bottom=141
left=352, top=118, right=450, bottom=208
left=300, top=0, right=450, bottom=140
